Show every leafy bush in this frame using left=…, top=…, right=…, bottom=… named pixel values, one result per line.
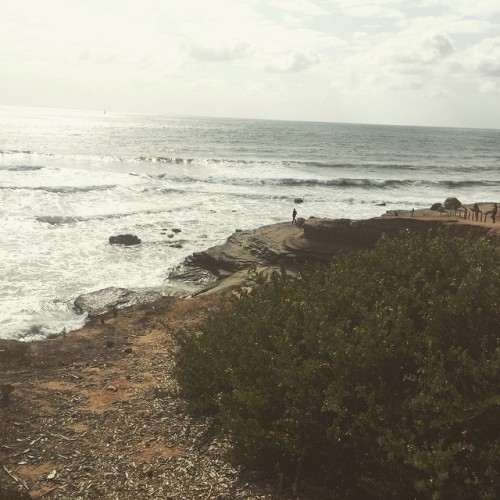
left=175, top=230, right=500, bottom=499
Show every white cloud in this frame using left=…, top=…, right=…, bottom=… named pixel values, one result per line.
left=419, top=32, right=456, bottom=62
left=442, top=18, right=495, bottom=35
left=329, top=0, right=407, bottom=20
left=187, top=42, right=252, bottom=62
left=463, top=37, right=500, bottom=76
left=266, top=49, right=320, bottom=72
left=416, top=0, right=500, bottom=16
left=268, top=0, right=330, bottom=17
left=1, top=0, right=500, bottom=127
left=478, top=80, right=500, bottom=94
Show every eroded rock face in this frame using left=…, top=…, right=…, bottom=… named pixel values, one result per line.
left=109, top=234, right=142, bottom=245
left=169, top=217, right=500, bottom=293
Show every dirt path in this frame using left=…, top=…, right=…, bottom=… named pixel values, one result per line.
left=1, top=295, right=274, bottom=499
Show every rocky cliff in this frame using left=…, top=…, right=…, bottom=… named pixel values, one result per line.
left=169, top=215, right=500, bottom=294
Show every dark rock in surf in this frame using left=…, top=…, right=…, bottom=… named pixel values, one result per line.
left=74, top=287, right=163, bottom=317
left=294, top=198, right=304, bottom=204
left=109, top=234, right=142, bottom=245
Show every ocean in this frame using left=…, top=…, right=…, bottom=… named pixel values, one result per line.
left=1, top=105, right=499, bottom=340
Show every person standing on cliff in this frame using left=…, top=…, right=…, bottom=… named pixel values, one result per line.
left=292, top=208, right=297, bottom=225
left=492, top=203, right=497, bottom=223
left=473, top=203, right=480, bottom=221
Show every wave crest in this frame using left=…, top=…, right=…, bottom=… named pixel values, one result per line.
left=0, top=184, right=116, bottom=193
left=0, top=165, right=44, bottom=171
left=36, top=215, right=87, bottom=225
left=158, top=175, right=499, bottom=189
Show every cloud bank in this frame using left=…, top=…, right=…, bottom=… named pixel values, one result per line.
left=1, top=0, right=499, bottom=127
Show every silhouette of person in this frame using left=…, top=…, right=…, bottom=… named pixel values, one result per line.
left=492, top=203, right=497, bottom=224
left=473, top=203, right=480, bottom=221
left=292, top=208, right=297, bottom=225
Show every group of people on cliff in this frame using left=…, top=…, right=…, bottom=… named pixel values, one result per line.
left=472, top=202, right=497, bottom=223
left=292, top=203, right=497, bottom=225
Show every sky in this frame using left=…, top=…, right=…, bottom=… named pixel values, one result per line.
left=1, top=0, right=500, bottom=128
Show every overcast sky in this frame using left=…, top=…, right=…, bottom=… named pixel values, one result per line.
left=1, top=0, right=500, bottom=128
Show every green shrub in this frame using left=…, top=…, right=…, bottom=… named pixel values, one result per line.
left=175, top=230, right=500, bottom=499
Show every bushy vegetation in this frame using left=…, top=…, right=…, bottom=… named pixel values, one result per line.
left=175, top=230, right=500, bottom=499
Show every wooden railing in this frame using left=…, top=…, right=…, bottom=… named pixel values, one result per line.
left=457, top=207, right=489, bottom=222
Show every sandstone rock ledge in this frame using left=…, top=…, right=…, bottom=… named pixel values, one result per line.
left=169, top=215, right=500, bottom=295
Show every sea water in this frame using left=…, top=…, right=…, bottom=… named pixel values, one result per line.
left=1, top=105, right=499, bottom=340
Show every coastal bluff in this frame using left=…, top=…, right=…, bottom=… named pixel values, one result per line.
left=169, top=214, right=500, bottom=294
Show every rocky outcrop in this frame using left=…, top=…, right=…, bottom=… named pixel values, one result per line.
left=169, top=223, right=301, bottom=284
left=169, top=216, right=500, bottom=294
left=73, top=286, right=188, bottom=317
left=109, top=234, right=142, bottom=245
left=444, top=197, right=462, bottom=210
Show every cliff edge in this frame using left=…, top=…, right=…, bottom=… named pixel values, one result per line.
left=169, top=214, right=500, bottom=295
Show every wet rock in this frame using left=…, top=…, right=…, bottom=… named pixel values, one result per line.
left=109, top=234, right=142, bottom=245
left=74, top=287, right=164, bottom=317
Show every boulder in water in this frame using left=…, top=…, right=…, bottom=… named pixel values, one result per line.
left=109, top=234, right=141, bottom=245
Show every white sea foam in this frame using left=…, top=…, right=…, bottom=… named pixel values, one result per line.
left=1, top=106, right=499, bottom=339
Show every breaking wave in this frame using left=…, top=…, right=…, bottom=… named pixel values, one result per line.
left=135, top=156, right=195, bottom=164
left=0, top=184, right=116, bottom=193
left=36, top=215, right=88, bottom=225
left=0, top=165, right=44, bottom=171
left=158, top=176, right=500, bottom=189
left=35, top=207, right=178, bottom=225
left=137, top=156, right=425, bottom=170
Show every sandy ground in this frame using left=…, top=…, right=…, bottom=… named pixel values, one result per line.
left=0, top=295, right=275, bottom=499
